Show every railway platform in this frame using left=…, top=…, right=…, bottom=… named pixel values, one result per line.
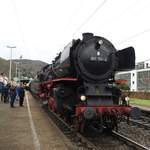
left=0, top=92, right=74, bottom=150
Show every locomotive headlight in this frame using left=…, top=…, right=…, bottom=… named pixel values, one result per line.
left=125, top=96, right=130, bottom=102
left=125, top=96, right=130, bottom=105
left=80, top=95, right=86, bottom=101
left=99, top=39, right=103, bottom=45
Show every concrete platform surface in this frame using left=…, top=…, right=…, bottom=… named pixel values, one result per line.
left=0, top=92, right=74, bottom=150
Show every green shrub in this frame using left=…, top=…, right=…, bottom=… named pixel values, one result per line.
left=118, top=83, right=130, bottom=91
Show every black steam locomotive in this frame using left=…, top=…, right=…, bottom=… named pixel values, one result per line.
left=30, top=33, right=138, bottom=133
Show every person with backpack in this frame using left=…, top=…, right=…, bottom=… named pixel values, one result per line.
left=3, top=83, right=10, bottom=103
left=18, top=83, right=25, bottom=107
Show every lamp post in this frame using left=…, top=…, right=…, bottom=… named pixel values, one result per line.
left=7, top=46, right=16, bottom=81
left=19, top=55, right=23, bottom=84
left=15, top=61, right=19, bottom=78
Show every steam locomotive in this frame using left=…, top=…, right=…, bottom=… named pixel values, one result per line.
left=30, top=33, right=139, bottom=133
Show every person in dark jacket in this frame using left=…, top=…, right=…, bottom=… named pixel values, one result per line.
left=3, top=84, right=10, bottom=103
left=0, top=82, right=4, bottom=102
left=0, top=73, right=4, bottom=101
left=18, top=84, right=25, bottom=106
left=9, top=85, right=16, bottom=108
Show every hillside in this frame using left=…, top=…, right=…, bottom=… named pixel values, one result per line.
left=0, top=57, right=48, bottom=78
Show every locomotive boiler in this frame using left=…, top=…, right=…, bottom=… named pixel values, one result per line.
left=30, top=33, right=139, bottom=134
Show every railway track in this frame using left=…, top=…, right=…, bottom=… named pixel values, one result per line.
left=44, top=105, right=99, bottom=150
left=112, top=131, right=149, bottom=150
left=118, top=120, right=150, bottom=149
left=129, top=118, right=150, bottom=130
left=42, top=104, right=150, bottom=150
left=125, top=109, right=150, bottom=130
left=122, top=109, right=150, bottom=130
left=141, top=110, right=150, bottom=118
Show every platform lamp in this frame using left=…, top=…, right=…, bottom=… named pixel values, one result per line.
left=14, top=61, right=19, bottom=78
left=19, top=55, right=23, bottom=84
left=7, top=46, right=16, bottom=81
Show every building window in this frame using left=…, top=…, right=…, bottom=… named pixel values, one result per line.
left=146, top=63, right=149, bottom=68
left=132, top=73, right=135, bottom=77
left=132, top=81, right=134, bottom=85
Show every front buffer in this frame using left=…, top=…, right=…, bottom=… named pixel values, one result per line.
left=75, top=105, right=140, bottom=134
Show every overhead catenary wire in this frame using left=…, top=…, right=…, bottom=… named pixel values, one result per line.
left=137, top=58, right=150, bottom=64
left=116, top=27, right=150, bottom=64
left=10, top=0, right=27, bottom=50
left=72, top=0, right=108, bottom=38
left=99, top=0, right=140, bottom=29
left=117, top=27, right=150, bottom=45
left=63, top=1, right=83, bottom=34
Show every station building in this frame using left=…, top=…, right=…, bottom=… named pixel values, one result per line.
left=115, top=60, right=150, bottom=92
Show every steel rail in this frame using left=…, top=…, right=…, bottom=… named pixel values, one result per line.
left=112, top=131, right=150, bottom=150
left=129, top=119, right=150, bottom=129
left=44, top=106, right=100, bottom=150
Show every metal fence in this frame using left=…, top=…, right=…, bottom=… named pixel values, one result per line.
left=115, top=73, right=131, bottom=88
left=137, top=70, right=150, bottom=91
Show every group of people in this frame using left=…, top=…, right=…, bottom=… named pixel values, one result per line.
left=9, top=83, right=25, bottom=107
left=0, top=73, right=25, bottom=108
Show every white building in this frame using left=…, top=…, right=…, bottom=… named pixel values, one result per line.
left=116, top=60, right=150, bottom=92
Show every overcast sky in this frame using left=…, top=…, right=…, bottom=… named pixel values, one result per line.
left=0, top=0, right=150, bottom=63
